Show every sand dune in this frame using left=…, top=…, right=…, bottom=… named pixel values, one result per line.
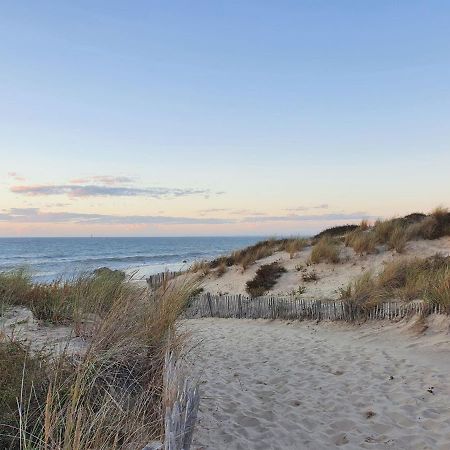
left=185, top=317, right=450, bottom=450
left=200, top=237, right=450, bottom=299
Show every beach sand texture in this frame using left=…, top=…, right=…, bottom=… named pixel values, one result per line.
left=186, top=317, right=450, bottom=450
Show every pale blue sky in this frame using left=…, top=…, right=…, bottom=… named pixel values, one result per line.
left=0, top=1, right=449, bottom=236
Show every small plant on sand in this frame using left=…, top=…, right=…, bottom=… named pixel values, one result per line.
left=190, top=260, right=210, bottom=276
left=309, top=236, right=340, bottom=264
left=290, top=285, right=306, bottom=297
left=246, top=262, right=287, bottom=298
left=216, top=261, right=227, bottom=277
left=302, top=270, right=318, bottom=282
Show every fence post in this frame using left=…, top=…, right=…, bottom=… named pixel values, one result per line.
left=207, top=292, right=213, bottom=317
left=237, top=294, right=242, bottom=319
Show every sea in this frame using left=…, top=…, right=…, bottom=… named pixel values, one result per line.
left=0, top=236, right=264, bottom=282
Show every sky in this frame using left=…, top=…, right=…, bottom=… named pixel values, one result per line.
left=0, top=1, right=449, bottom=237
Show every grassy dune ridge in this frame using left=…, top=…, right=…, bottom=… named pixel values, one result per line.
left=198, top=207, right=450, bottom=305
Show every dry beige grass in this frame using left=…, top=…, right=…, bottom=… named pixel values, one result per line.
left=345, top=229, right=377, bottom=255
left=387, top=224, right=408, bottom=253
left=283, top=238, right=308, bottom=259
left=310, top=236, right=340, bottom=264
left=341, top=255, right=450, bottom=309
left=373, top=218, right=398, bottom=244
left=0, top=271, right=196, bottom=450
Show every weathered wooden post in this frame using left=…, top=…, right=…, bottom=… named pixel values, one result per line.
left=206, top=292, right=213, bottom=317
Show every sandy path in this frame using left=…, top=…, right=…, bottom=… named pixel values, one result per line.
left=184, top=318, right=450, bottom=450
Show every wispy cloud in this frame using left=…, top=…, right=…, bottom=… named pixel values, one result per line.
left=0, top=208, right=370, bottom=226
left=285, top=204, right=329, bottom=211
left=7, top=172, right=26, bottom=181
left=11, top=184, right=212, bottom=199
left=70, top=176, right=135, bottom=185
left=197, top=208, right=230, bottom=216
left=230, top=209, right=267, bottom=216
left=0, top=208, right=233, bottom=225
left=243, top=212, right=369, bottom=222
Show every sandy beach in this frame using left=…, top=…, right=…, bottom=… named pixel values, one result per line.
left=185, top=317, right=450, bottom=450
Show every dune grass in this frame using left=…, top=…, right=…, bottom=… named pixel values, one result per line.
left=340, top=255, right=450, bottom=310
left=0, top=268, right=132, bottom=325
left=345, top=229, right=378, bottom=255
left=283, top=238, right=308, bottom=259
left=0, top=270, right=195, bottom=449
left=343, top=207, right=450, bottom=256
left=209, top=237, right=310, bottom=272
left=246, top=262, right=287, bottom=298
left=309, top=236, right=340, bottom=264
left=312, top=224, right=359, bottom=241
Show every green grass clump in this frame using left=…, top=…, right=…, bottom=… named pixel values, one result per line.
left=310, top=236, right=340, bottom=264
left=0, top=268, right=33, bottom=307
left=246, top=262, right=287, bottom=297
left=0, top=341, right=54, bottom=450
left=0, top=269, right=131, bottom=325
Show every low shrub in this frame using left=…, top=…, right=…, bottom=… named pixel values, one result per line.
left=309, top=236, right=340, bottom=264
left=246, top=262, right=287, bottom=298
left=302, top=270, right=318, bottom=282
left=313, top=224, right=358, bottom=241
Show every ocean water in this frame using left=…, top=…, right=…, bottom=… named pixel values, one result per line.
left=0, top=237, right=263, bottom=282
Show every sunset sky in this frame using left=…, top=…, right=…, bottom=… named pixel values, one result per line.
left=1, top=1, right=449, bottom=236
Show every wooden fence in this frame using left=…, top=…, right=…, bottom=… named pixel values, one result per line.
left=146, top=271, right=183, bottom=289
left=142, top=351, right=199, bottom=450
left=184, top=293, right=445, bottom=322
